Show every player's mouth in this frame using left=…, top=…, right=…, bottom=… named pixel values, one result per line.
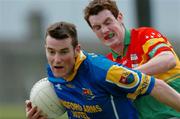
left=54, top=66, right=64, bottom=70
left=104, top=32, right=115, bottom=40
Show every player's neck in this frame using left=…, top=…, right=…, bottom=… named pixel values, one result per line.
left=110, top=42, right=124, bottom=56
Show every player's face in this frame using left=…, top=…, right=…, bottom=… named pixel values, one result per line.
left=45, top=35, right=79, bottom=78
left=89, top=9, right=125, bottom=48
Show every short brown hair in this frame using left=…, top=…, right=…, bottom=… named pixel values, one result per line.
left=84, top=0, right=119, bottom=27
left=45, top=21, right=78, bottom=48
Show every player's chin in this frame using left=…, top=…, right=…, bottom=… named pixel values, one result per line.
left=105, top=39, right=118, bottom=47
left=53, top=71, right=66, bottom=78
left=53, top=73, right=64, bottom=78
left=52, top=68, right=63, bottom=76
left=103, top=41, right=114, bottom=47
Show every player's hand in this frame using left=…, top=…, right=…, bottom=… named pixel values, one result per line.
left=25, top=100, right=48, bottom=119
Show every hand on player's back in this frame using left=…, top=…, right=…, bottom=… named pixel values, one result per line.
left=25, top=100, right=48, bottom=119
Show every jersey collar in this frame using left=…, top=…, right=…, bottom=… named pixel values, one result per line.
left=111, top=29, right=131, bottom=59
left=65, top=50, right=86, bottom=81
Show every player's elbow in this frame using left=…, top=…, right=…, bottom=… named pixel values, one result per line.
left=160, top=51, right=176, bottom=70
left=167, top=54, right=176, bottom=70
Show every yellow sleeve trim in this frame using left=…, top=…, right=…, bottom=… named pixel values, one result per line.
left=106, top=65, right=140, bottom=89
left=142, top=38, right=167, bottom=54
left=127, top=74, right=151, bottom=100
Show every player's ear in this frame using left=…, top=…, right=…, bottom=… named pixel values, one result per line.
left=117, top=12, right=123, bottom=23
left=74, top=44, right=81, bottom=57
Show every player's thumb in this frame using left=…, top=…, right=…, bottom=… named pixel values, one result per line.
left=25, top=100, right=32, bottom=111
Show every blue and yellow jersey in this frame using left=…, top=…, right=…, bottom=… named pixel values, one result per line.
left=107, top=27, right=180, bottom=82
left=48, top=51, right=155, bottom=119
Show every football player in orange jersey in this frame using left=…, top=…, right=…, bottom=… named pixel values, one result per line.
left=84, top=0, right=180, bottom=119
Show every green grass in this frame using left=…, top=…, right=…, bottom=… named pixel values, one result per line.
left=0, top=104, right=25, bottom=119
left=0, top=103, right=68, bottom=119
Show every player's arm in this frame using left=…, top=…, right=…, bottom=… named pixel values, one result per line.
left=25, top=100, right=48, bottom=119
left=150, top=79, right=180, bottom=112
left=134, top=51, right=176, bottom=75
left=105, top=65, right=180, bottom=111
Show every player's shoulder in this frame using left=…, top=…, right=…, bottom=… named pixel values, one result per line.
left=134, top=27, right=162, bottom=38
left=131, top=27, right=164, bottom=43
left=84, top=52, right=116, bottom=71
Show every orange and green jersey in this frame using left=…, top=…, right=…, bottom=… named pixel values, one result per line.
left=106, top=27, right=180, bottom=82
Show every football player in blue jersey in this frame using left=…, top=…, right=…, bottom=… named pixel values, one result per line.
left=25, top=21, right=180, bottom=119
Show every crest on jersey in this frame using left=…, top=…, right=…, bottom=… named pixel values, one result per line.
left=82, top=88, right=95, bottom=100
left=106, top=65, right=140, bottom=89
left=119, top=72, right=135, bottom=84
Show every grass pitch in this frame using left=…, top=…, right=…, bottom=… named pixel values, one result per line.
left=0, top=103, right=68, bottom=119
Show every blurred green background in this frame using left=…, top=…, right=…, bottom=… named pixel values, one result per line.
left=0, top=0, right=179, bottom=119
left=0, top=103, right=68, bottom=119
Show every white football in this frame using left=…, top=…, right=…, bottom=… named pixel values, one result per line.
left=30, top=77, right=66, bottom=118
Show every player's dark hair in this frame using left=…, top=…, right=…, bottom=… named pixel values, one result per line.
left=84, top=0, right=119, bottom=27
left=46, top=21, right=78, bottom=48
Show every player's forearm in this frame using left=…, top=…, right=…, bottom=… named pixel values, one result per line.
left=150, top=79, right=180, bottom=112
left=134, top=51, right=176, bottom=75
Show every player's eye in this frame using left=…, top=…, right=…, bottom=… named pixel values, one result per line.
left=92, top=25, right=101, bottom=31
left=105, top=19, right=112, bottom=25
left=48, top=49, right=56, bottom=55
left=59, top=49, right=69, bottom=55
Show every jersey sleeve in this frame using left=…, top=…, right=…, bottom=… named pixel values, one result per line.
left=105, top=64, right=155, bottom=100
left=140, top=28, right=173, bottom=58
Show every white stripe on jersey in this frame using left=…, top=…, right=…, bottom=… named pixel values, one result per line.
left=111, top=95, right=120, bottom=119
